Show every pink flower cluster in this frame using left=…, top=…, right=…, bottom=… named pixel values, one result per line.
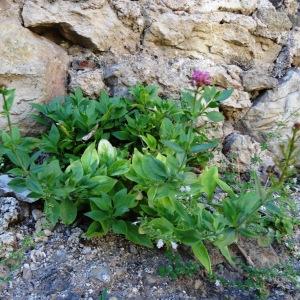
left=191, top=70, right=212, bottom=87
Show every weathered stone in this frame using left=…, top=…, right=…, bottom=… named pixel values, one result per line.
left=254, top=6, right=293, bottom=40
left=292, top=28, right=300, bottom=67
left=241, top=69, right=278, bottom=92
left=241, top=69, right=300, bottom=161
left=22, top=0, right=138, bottom=53
left=144, top=10, right=282, bottom=70
left=0, top=175, right=35, bottom=203
left=0, top=20, right=68, bottom=133
left=221, top=90, right=252, bottom=121
left=0, top=197, right=29, bottom=232
left=222, top=133, right=261, bottom=172
left=89, top=264, right=111, bottom=283
left=191, top=0, right=258, bottom=15
left=69, top=69, right=106, bottom=97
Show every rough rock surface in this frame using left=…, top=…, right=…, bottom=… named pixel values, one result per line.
left=0, top=20, right=68, bottom=133
left=0, top=0, right=299, bottom=165
left=222, top=132, right=262, bottom=172
left=22, top=0, right=138, bottom=53
left=241, top=69, right=300, bottom=162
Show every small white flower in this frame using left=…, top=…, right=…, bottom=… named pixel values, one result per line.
left=215, top=280, right=221, bottom=287
left=132, top=221, right=140, bottom=225
left=156, top=239, right=164, bottom=249
left=185, top=185, right=191, bottom=192
left=179, top=186, right=186, bottom=193
left=261, top=206, right=266, bottom=212
left=171, top=241, right=178, bottom=250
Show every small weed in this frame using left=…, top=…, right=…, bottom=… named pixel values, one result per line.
left=213, top=262, right=300, bottom=299
left=0, top=236, right=34, bottom=282
left=158, top=251, right=200, bottom=280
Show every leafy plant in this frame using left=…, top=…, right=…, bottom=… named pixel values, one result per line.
left=0, top=71, right=298, bottom=277
left=158, top=251, right=200, bottom=280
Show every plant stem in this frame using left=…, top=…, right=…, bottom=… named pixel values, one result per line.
left=2, top=92, right=13, bottom=135
left=277, top=126, right=298, bottom=187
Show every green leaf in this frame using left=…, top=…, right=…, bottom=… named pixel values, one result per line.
left=216, top=88, right=233, bottom=102
left=191, top=141, right=218, bottom=153
left=141, top=155, right=168, bottom=182
left=48, top=124, right=60, bottom=144
left=44, top=199, right=60, bottom=225
left=90, top=193, right=112, bottom=211
left=191, top=241, right=212, bottom=274
left=199, top=166, right=219, bottom=200
left=112, top=131, right=132, bottom=141
left=60, top=198, right=77, bottom=225
left=113, top=189, right=136, bottom=217
left=86, top=221, right=105, bottom=238
left=206, top=111, right=224, bottom=122
left=216, top=178, right=235, bottom=197
left=160, top=118, right=173, bottom=139
left=26, top=177, right=43, bottom=196
left=8, top=177, right=27, bottom=193
left=97, top=139, right=117, bottom=163
left=163, top=140, right=184, bottom=153
left=90, top=176, right=117, bottom=193
left=107, top=160, right=130, bottom=176
left=81, top=143, right=99, bottom=173
left=65, top=160, right=84, bottom=183
left=141, top=134, right=157, bottom=150
left=175, top=229, right=202, bottom=245
left=85, top=210, right=109, bottom=222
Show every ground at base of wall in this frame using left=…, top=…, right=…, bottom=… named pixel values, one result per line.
left=0, top=196, right=300, bottom=300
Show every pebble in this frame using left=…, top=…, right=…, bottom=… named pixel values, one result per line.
left=22, top=264, right=32, bottom=281
left=30, top=249, right=46, bottom=263
left=44, top=229, right=52, bottom=237
left=89, top=264, right=111, bottom=283
left=32, top=209, right=43, bottom=221
left=194, top=279, right=203, bottom=290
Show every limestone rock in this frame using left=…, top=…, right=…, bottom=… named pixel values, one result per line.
left=22, top=0, right=138, bottom=53
left=97, top=53, right=243, bottom=98
left=0, top=197, right=29, bottom=232
left=222, top=133, right=261, bottom=172
left=144, top=11, right=282, bottom=70
left=254, top=6, right=293, bottom=40
left=241, top=69, right=278, bottom=92
left=69, top=69, right=106, bottom=97
left=292, top=28, right=300, bottom=67
left=0, top=20, right=68, bottom=133
left=221, top=90, right=252, bottom=121
left=191, top=0, right=259, bottom=15
left=241, top=69, right=300, bottom=160
left=0, top=175, right=35, bottom=203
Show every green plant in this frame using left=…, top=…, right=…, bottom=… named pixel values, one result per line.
left=0, top=71, right=298, bottom=277
left=0, top=237, right=34, bottom=283
left=213, top=261, right=300, bottom=299
left=158, top=250, right=200, bottom=280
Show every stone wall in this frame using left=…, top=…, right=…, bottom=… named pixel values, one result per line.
left=0, top=0, right=299, bottom=167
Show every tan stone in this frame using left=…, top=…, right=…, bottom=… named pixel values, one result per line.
left=0, top=20, right=68, bottom=133
left=22, top=0, right=138, bottom=53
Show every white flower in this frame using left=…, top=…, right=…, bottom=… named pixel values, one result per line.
left=215, top=280, right=221, bottom=287
left=132, top=221, right=140, bottom=225
left=171, top=241, right=178, bottom=250
left=261, top=206, right=266, bottom=212
left=156, top=239, right=164, bottom=249
left=179, top=186, right=186, bottom=193
left=185, top=185, right=191, bottom=192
